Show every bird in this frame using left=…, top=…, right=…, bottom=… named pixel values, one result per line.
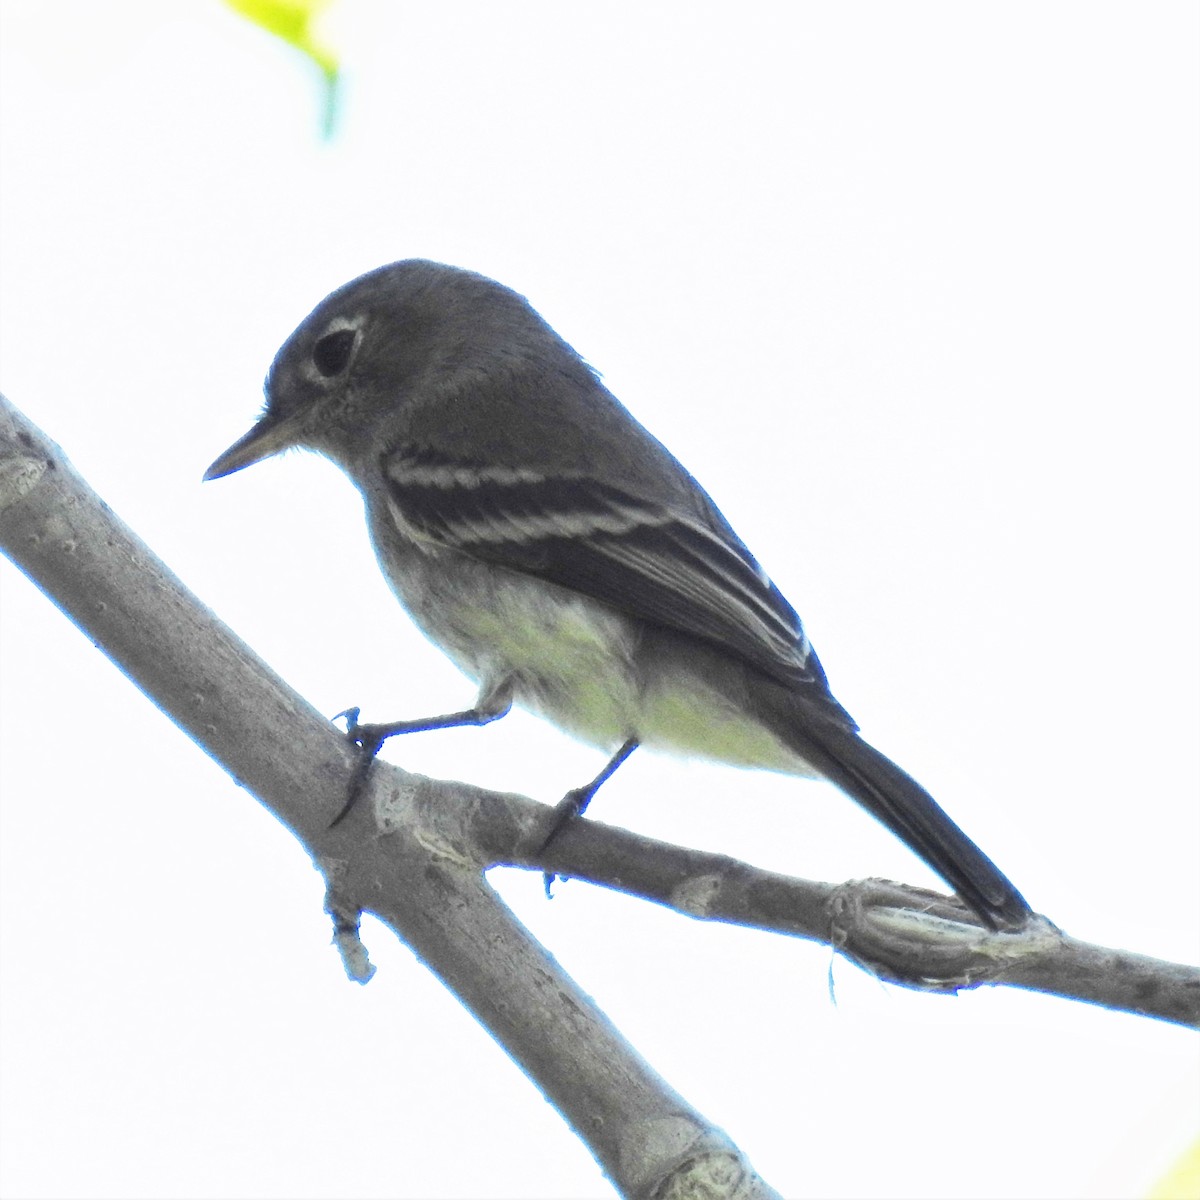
left=204, top=259, right=1032, bottom=930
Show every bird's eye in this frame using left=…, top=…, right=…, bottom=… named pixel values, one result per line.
left=312, top=329, right=357, bottom=377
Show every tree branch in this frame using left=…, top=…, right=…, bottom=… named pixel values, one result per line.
left=1, top=394, right=1195, bottom=1198
left=0, top=394, right=781, bottom=1199
left=345, top=763, right=1200, bottom=1027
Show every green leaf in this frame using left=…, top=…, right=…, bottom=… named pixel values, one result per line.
left=224, top=0, right=341, bottom=137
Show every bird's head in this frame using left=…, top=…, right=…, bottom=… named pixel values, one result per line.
left=204, top=259, right=561, bottom=481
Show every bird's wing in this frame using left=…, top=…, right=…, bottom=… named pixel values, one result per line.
left=382, top=445, right=825, bottom=690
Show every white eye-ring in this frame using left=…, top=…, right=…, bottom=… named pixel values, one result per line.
left=309, top=315, right=364, bottom=379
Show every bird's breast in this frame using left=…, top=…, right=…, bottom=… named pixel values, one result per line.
left=367, top=499, right=815, bottom=776
left=370, top=507, right=645, bottom=747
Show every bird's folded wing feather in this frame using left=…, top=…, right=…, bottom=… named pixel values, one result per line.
left=382, top=445, right=825, bottom=689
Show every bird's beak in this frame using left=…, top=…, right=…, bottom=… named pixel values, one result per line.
left=203, top=412, right=298, bottom=481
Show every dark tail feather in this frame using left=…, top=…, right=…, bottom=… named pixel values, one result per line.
left=767, top=699, right=1032, bottom=929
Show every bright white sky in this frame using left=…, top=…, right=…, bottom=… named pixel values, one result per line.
left=1, top=3, right=1197, bottom=1198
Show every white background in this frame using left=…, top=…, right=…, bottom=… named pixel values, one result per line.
left=1, top=3, right=1197, bottom=1198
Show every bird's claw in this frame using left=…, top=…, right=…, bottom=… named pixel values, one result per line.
left=333, top=707, right=391, bottom=753
left=333, top=706, right=362, bottom=733
left=328, top=707, right=385, bottom=828
left=537, top=787, right=590, bottom=898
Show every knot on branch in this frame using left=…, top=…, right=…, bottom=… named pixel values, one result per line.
left=827, top=878, right=1058, bottom=992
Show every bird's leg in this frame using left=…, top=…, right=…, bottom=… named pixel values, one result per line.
left=329, top=681, right=513, bottom=827
left=538, top=737, right=639, bottom=892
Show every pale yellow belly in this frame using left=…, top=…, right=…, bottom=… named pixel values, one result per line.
left=373, top=509, right=815, bottom=776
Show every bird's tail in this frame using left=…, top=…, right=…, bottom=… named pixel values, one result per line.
left=765, top=697, right=1033, bottom=929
